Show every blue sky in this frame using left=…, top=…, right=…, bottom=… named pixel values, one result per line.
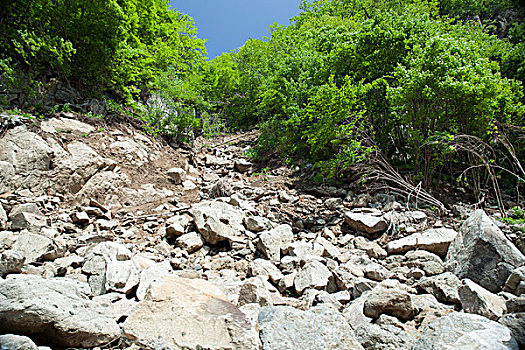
left=170, top=0, right=302, bottom=59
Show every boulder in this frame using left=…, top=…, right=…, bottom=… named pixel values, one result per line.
left=238, top=277, right=273, bottom=306
left=244, top=216, right=272, bottom=232
left=459, top=279, right=506, bottom=320
left=10, top=212, right=47, bottom=233
left=504, top=266, right=525, bottom=296
left=499, top=313, right=525, bottom=349
left=41, top=117, right=96, bottom=134
left=294, top=260, right=334, bottom=295
left=122, top=275, right=259, bottom=350
left=418, top=272, right=462, bottom=304
left=234, top=159, right=253, bottom=173
left=190, top=200, right=245, bottom=245
left=412, top=312, right=519, bottom=350
left=344, top=209, right=388, bottom=237
left=403, top=250, right=445, bottom=276
left=386, top=228, right=458, bottom=257
left=445, top=210, right=525, bottom=293
left=12, top=233, right=56, bottom=263
left=363, top=285, right=416, bottom=321
left=176, top=232, right=205, bottom=253
left=354, top=315, right=418, bottom=350
left=135, top=261, right=172, bottom=301
left=0, top=334, right=40, bottom=350
left=0, top=275, right=120, bottom=348
left=0, top=250, right=25, bottom=277
left=258, top=305, right=364, bottom=350
left=0, top=126, right=53, bottom=175
left=257, top=224, right=294, bottom=261
left=167, top=167, right=186, bottom=184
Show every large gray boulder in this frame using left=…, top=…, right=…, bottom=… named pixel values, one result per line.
left=122, top=275, right=259, bottom=350
left=446, top=210, right=525, bottom=293
left=190, top=200, right=246, bottom=245
left=412, top=312, right=519, bottom=349
left=294, top=260, right=334, bottom=295
left=418, top=272, right=461, bottom=304
left=12, top=232, right=56, bottom=263
left=259, top=305, right=364, bottom=350
left=0, top=275, right=120, bottom=348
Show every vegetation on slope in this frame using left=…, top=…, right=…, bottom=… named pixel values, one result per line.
left=1, top=0, right=525, bottom=209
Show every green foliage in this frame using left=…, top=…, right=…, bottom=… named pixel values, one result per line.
left=194, top=0, right=524, bottom=195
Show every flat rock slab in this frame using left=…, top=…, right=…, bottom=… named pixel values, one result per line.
left=0, top=275, right=120, bottom=348
left=259, top=305, right=364, bottom=350
left=446, top=210, right=525, bottom=293
left=387, top=228, right=457, bottom=257
left=412, top=312, right=519, bottom=350
left=41, top=117, right=96, bottom=134
left=122, top=275, right=259, bottom=350
left=345, top=209, right=388, bottom=237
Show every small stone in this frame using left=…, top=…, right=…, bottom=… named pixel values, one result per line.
left=294, top=260, right=334, bottom=295
left=167, top=167, right=187, bottom=184
left=0, top=250, right=25, bottom=277
left=176, top=232, right=205, bottom=253
left=244, top=216, right=272, bottom=232
left=71, top=211, right=90, bottom=225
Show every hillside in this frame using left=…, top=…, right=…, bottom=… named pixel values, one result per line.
left=0, top=111, right=524, bottom=349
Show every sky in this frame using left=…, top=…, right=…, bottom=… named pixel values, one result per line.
left=170, top=0, right=302, bottom=59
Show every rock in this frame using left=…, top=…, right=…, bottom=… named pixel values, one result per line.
left=418, top=272, right=461, bottom=304
left=54, top=141, right=108, bottom=193
left=506, top=296, right=525, bottom=313
left=12, top=232, right=55, bottom=263
left=234, top=159, right=253, bottom=173
left=257, top=224, right=294, bottom=261
left=258, top=305, right=364, bottom=350
left=42, top=117, right=96, bottom=134
left=403, top=250, right=445, bottom=276
left=363, top=285, right=416, bottom=321
left=238, top=277, right=273, bottom=306
left=0, top=203, right=7, bottom=230
left=82, top=242, right=134, bottom=295
left=0, top=126, right=54, bottom=175
left=0, top=250, right=25, bottom=277
left=0, top=161, right=15, bottom=194
left=190, top=200, right=245, bottom=245
left=504, top=266, right=525, bottom=296
left=250, top=259, right=284, bottom=284
left=354, top=237, right=387, bottom=259
left=167, top=167, right=186, bottom=184
left=0, top=334, right=40, bottom=350
left=354, top=315, right=418, bottom=350
left=363, top=262, right=390, bottom=281
left=294, top=260, right=334, bottom=295
left=499, top=313, right=525, bottom=348
left=459, top=279, right=506, bottom=320
left=136, top=261, right=172, bottom=301
left=70, top=211, right=90, bottom=225
left=345, top=209, right=388, bottom=237
left=10, top=212, right=47, bottom=232
left=244, top=216, right=272, bottom=232
left=176, top=232, right=205, bottom=253
left=122, top=275, right=259, bottom=350
left=412, top=312, right=519, bottom=350
left=343, top=295, right=372, bottom=329
left=445, top=210, right=525, bottom=293
left=0, top=275, right=120, bottom=348
left=165, top=214, right=190, bottom=239
left=386, top=228, right=458, bottom=257
left=325, top=198, right=343, bottom=210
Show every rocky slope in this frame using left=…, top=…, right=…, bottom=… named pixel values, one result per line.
left=0, top=112, right=524, bottom=350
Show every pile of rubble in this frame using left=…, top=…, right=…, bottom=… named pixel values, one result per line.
left=0, top=114, right=524, bottom=349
